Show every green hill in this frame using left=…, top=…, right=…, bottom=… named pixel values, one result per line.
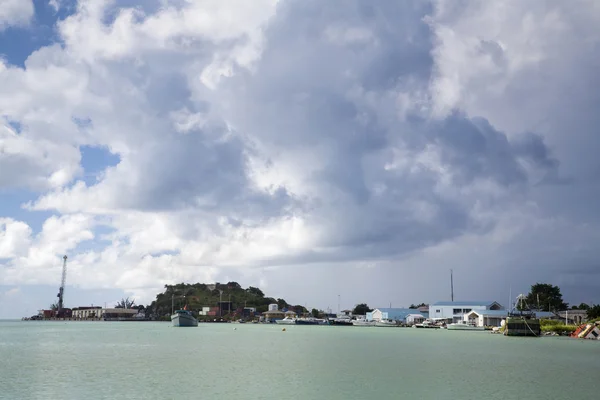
left=149, top=282, right=305, bottom=320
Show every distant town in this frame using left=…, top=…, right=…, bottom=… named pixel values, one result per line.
left=24, top=280, right=599, bottom=334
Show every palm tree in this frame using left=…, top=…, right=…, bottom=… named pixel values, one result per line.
left=115, top=297, right=136, bottom=309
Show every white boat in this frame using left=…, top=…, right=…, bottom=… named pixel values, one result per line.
left=447, top=321, right=485, bottom=331
left=375, top=319, right=398, bottom=327
left=171, top=309, right=198, bottom=327
left=352, top=319, right=376, bottom=327
left=275, top=316, right=297, bottom=325
left=413, top=320, right=440, bottom=329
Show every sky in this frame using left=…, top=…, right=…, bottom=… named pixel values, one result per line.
left=1, top=0, right=599, bottom=319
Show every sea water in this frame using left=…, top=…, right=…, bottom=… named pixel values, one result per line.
left=1, top=321, right=598, bottom=400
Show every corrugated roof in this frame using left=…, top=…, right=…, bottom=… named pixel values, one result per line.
left=432, top=301, right=499, bottom=307
left=376, top=308, right=414, bottom=313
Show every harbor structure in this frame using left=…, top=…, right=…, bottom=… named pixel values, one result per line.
left=367, top=308, right=424, bottom=324
left=72, top=306, right=102, bottom=319
left=428, top=301, right=504, bottom=323
left=503, top=294, right=541, bottom=337
left=465, top=309, right=556, bottom=327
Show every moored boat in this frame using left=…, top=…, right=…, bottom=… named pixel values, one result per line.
left=352, top=319, right=376, bottom=327
left=375, top=319, right=398, bottom=327
left=503, top=294, right=541, bottom=337
left=447, top=321, right=485, bottom=331
left=171, top=308, right=198, bottom=327
left=296, top=317, right=319, bottom=325
left=413, top=320, right=440, bottom=329
left=275, top=316, right=297, bottom=325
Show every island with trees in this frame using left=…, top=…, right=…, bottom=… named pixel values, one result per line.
left=147, top=281, right=309, bottom=321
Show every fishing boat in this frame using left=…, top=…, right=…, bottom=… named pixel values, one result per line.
left=503, top=294, right=540, bottom=337
left=447, top=320, right=485, bottom=331
left=171, top=305, right=198, bottom=327
left=170, top=295, right=198, bottom=327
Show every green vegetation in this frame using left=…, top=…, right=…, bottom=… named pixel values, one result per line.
left=571, top=303, right=590, bottom=310
left=409, top=303, right=428, bottom=309
left=540, top=319, right=577, bottom=334
left=524, top=283, right=568, bottom=311
left=115, top=297, right=136, bottom=309
left=586, top=304, right=600, bottom=320
left=148, top=282, right=304, bottom=320
left=352, top=303, right=373, bottom=315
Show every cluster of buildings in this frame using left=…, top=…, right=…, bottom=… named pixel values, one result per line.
left=31, top=299, right=591, bottom=327
left=361, top=301, right=589, bottom=327
left=35, top=306, right=145, bottom=321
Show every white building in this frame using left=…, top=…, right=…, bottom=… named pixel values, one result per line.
left=465, top=309, right=558, bottom=327
left=72, top=307, right=103, bottom=319
left=429, top=301, right=504, bottom=323
left=368, top=308, right=416, bottom=322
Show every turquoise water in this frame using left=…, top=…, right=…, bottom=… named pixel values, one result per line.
left=1, top=321, right=599, bottom=399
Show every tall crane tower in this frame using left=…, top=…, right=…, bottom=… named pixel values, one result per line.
left=56, top=255, right=68, bottom=317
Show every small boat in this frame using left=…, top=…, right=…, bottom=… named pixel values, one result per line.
left=352, top=319, right=376, bottom=327
left=171, top=309, right=198, bottom=327
left=275, top=316, right=297, bottom=325
left=447, top=321, right=485, bottom=331
left=413, top=320, right=440, bottom=329
left=330, top=316, right=353, bottom=326
left=375, top=319, right=398, bottom=327
left=296, top=317, right=319, bottom=325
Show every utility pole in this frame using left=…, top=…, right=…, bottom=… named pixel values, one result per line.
left=450, top=269, right=454, bottom=302
left=219, top=290, right=223, bottom=317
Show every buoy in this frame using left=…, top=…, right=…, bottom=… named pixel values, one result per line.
left=282, top=328, right=286, bottom=331
left=234, top=328, right=237, bottom=330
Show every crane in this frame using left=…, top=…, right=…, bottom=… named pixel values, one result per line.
left=56, top=255, right=68, bottom=317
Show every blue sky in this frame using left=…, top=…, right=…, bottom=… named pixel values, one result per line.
left=1, top=0, right=600, bottom=319
left=0, top=1, right=75, bottom=67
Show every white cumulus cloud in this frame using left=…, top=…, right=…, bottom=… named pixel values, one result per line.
left=1, top=0, right=599, bottom=311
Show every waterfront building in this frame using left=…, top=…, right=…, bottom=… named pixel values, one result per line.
left=464, top=309, right=557, bottom=327
left=429, top=301, right=504, bottom=323
left=262, top=309, right=285, bottom=322
left=101, top=308, right=138, bottom=320
left=72, top=306, right=103, bottom=319
left=367, top=308, right=416, bottom=323
left=556, top=309, right=587, bottom=325
left=199, top=306, right=219, bottom=316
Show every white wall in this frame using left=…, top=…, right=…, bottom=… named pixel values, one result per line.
left=429, top=304, right=492, bottom=323
left=371, top=309, right=383, bottom=321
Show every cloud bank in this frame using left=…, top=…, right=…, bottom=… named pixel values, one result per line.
left=1, top=0, right=599, bottom=315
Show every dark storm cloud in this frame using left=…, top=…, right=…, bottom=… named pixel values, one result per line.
left=215, top=0, right=563, bottom=267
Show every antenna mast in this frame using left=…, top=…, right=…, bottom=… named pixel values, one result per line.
left=450, top=269, right=454, bottom=302
left=56, top=255, right=68, bottom=317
